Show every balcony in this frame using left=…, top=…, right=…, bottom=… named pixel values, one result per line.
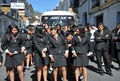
left=89, top=6, right=100, bottom=15
left=89, top=0, right=119, bottom=14
left=100, top=0, right=116, bottom=9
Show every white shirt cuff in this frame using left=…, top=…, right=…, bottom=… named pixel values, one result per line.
left=21, top=47, right=25, bottom=50
left=72, top=50, right=75, bottom=53
left=65, top=50, right=69, bottom=54
left=44, top=48, right=47, bottom=51
left=5, top=49, right=9, bottom=53
left=49, top=55, right=53, bottom=57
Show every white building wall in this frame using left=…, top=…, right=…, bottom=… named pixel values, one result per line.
left=78, top=1, right=89, bottom=26
left=77, top=0, right=120, bottom=30
left=89, top=2, right=120, bottom=30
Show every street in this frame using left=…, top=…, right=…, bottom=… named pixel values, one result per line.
left=0, top=54, right=120, bottom=81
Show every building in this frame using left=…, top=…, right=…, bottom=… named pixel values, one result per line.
left=55, top=0, right=79, bottom=25
left=56, top=0, right=70, bottom=11
left=78, top=0, right=120, bottom=29
left=0, top=0, right=18, bottom=37
left=57, top=0, right=120, bottom=30
left=0, top=0, right=34, bottom=38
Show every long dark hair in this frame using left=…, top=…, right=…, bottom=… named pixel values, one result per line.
left=5, top=24, right=19, bottom=41
left=35, top=25, right=45, bottom=37
left=79, top=27, right=85, bottom=37
left=9, top=25, right=19, bottom=35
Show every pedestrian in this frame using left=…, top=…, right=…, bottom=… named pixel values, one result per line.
left=72, top=27, right=91, bottom=81
left=23, top=26, right=33, bottom=69
left=0, top=51, right=3, bottom=67
left=114, top=24, right=120, bottom=70
left=49, top=27, right=69, bottom=81
left=88, top=25, right=98, bottom=56
left=33, top=25, right=49, bottom=81
left=94, top=23, right=113, bottom=76
left=65, top=33, right=74, bottom=80
left=88, top=25, right=98, bottom=59
left=1, top=24, right=25, bottom=81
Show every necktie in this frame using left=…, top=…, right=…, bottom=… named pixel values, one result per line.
left=78, top=36, right=81, bottom=42
left=54, top=36, right=59, bottom=43
left=101, top=31, right=103, bottom=35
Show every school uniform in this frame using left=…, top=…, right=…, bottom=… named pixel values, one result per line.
left=33, top=34, right=49, bottom=67
left=0, top=51, right=3, bottom=63
left=49, top=34, right=68, bottom=67
left=1, top=33, right=25, bottom=67
left=72, top=34, right=90, bottom=67
left=115, top=29, right=120, bottom=68
left=23, top=34, right=33, bottom=54
left=94, top=30, right=111, bottom=73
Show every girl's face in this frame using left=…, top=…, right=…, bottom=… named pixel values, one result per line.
left=27, top=30, right=31, bottom=34
left=11, top=28, right=18, bottom=35
left=84, top=27, right=88, bottom=32
left=51, top=29, right=57, bottom=36
left=75, top=29, right=80, bottom=34
left=66, top=34, right=73, bottom=42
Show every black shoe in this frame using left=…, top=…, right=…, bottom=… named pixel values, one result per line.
left=110, top=64, right=114, bottom=68
left=116, top=68, right=120, bottom=71
left=99, top=71, right=104, bottom=75
left=98, top=69, right=104, bottom=75
left=5, top=75, right=10, bottom=81
left=106, top=72, right=113, bottom=76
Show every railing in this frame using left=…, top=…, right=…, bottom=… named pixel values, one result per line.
left=100, top=0, right=116, bottom=9
left=89, top=0, right=119, bottom=14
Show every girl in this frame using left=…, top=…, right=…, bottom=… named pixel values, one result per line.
left=49, top=27, right=69, bottom=81
left=72, top=28, right=91, bottom=81
left=23, top=27, right=33, bottom=69
left=33, top=25, right=49, bottom=81
left=1, top=25, right=25, bottom=81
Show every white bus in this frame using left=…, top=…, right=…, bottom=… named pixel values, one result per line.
left=40, top=11, right=75, bottom=27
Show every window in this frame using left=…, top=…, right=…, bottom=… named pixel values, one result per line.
left=92, top=0, right=100, bottom=8
left=70, top=0, right=79, bottom=8
left=117, top=12, right=120, bottom=24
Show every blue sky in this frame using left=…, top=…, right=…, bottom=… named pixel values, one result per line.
left=27, top=0, right=60, bottom=13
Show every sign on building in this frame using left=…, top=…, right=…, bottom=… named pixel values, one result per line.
left=18, top=9, right=25, bottom=16
left=11, top=3, right=25, bottom=9
left=1, top=4, right=10, bottom=14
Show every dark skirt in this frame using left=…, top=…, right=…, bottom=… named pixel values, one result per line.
left=73, top=54, right=88, bottom=67
left=5, top=53, right=24, bottom=68
left=35, top=52, right=49, bottom=67
left=52, top=54, right=67, bottom=67
left=26, top=48, right=33, bottom=54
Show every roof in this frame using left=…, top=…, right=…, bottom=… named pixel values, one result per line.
left=41, top=11, right=74, bottom=16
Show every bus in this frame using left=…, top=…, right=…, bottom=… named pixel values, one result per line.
left=40, top=11, right=75, bottom=27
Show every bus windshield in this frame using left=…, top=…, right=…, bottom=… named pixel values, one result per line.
left=41, top=16, right=74, bottom=26
left=41, top=11, right=75, bottom=26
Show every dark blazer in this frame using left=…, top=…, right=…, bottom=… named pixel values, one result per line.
left=72, top=34, right=91, bottom=55
left=115, top=30, right=120, bottom=50
left=0, top=51, right=3, bottom=62
left=23, top=34, right=33, bottom=49
left=49, top=34, right=68, bottom=56
left=33, top=34, right=48, bottom=55
left=94, top=30, right=110, bottom=51
left=1, top=33, right=25, bottom=53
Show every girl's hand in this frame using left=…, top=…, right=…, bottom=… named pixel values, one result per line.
left=72, top=53, right=77, bottom=57
left=64, top=53, right=68, bottom=58
left=50, top=56, right=54, bottom=62
left=42, top=53, right=46, bottom=58
left=0, top=62, right=2, bottom=67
